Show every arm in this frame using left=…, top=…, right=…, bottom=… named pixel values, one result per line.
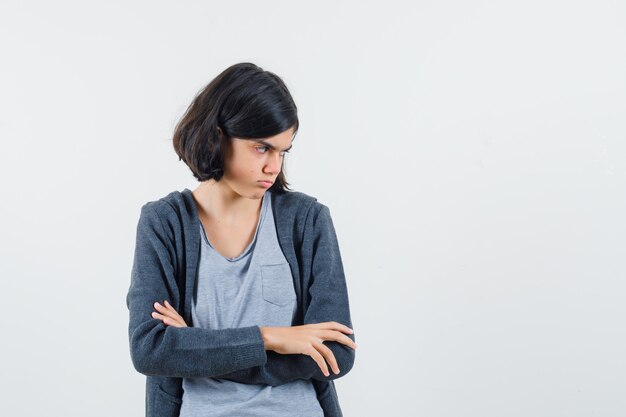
left=214, top=204, right=356, bottom=386
left=126, top=203, right=268, bottom=378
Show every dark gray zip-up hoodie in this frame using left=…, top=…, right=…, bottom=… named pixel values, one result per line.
left=126, top=188, right=356, bottom=417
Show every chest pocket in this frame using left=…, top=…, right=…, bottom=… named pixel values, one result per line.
left=260, top=262, right=296, bottom=306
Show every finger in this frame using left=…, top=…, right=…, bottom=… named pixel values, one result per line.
left=319, top=330, right=358, bottom=350
left=314, top=341, right=340, bottom=375
left=162, top=301, right=185, bottom=323
left=331, top=321, right=354, bottom=334
left=164, top=300, right=178, bottom=313
left=151, top=311, right=182, bottom=327
left=154, top=302, right=179, bottom=320
left=156, top=302, right=188, bottom=327
left=151, top=311, right=170, bottom=324
left=306, top=346, right=331, bottom=377
left=155, top=301, right=174, bottom=314
left=313, top=321, right=353, bottom=335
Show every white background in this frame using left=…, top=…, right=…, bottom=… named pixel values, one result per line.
left=1, top=0, right=624, bottom=416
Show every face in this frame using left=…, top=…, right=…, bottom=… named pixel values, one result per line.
left=221, top=126, right=295, bottom=199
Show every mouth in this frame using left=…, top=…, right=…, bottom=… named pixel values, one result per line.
left=258, top=180, right=273, bottom=187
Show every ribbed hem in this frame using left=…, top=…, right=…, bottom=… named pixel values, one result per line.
left=234, top=325, right=268, bottom=369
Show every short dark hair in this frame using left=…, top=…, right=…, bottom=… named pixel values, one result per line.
left=172, top=62, right=299, bottom=194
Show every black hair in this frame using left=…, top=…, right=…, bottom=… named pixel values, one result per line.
left=172, top=62, right=299, bottom=193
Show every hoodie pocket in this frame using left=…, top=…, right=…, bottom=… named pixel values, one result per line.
left=149, top=383, right=182, bottom=417
left=157, top=383, right=182, bottom=405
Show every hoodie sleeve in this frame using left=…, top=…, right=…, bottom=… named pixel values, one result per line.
left=214, top=203, right=356, bottom=386
left=126, top=203, right=268, bottom=378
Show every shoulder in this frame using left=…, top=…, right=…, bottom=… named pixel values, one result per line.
left=270, top=189, right=330, bottom=219
left=137, top=189, right=189, bottom=227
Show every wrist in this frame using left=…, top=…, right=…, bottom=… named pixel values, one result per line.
left=259, top=326, right=272, bottom=351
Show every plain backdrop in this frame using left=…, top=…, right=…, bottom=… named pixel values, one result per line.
left=1, top=0, right=624, bottom=416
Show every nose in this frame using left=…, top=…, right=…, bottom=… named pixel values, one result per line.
left=263, top=153, right=282, bottom=176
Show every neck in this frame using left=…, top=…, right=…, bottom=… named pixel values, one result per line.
left=192, top=179, right=264, bottom=224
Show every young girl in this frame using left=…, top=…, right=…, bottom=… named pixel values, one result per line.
left=126, top=62, right=357, bottom=417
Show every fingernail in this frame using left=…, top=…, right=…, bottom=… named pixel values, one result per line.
left=154, top=302, right=160, bottom=307
left=334, top=368, right=340, bottom=374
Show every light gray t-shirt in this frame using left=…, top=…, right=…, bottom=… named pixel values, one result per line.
left=179, top=190, right=324, bottom=417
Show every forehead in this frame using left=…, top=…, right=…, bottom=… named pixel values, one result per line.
left=237, top=127, right=296, bottom=148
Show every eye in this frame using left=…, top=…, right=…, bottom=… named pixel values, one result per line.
left=255, top=146, right=290, bottom=157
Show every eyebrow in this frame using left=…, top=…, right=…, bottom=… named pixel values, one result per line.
left=253, top=139, right=293, bottom=152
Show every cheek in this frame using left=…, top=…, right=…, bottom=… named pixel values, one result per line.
left=229, top=151, right=257, bottom=174
left=231, top=155, right=263, bottom=179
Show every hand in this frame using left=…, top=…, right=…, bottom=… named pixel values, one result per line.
left=259, top=322, right=357, bottom=377
left=151, top=300, right=188, bottom=328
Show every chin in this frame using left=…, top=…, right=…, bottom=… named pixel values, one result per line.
left=246, top=187, right=265, bottom=199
